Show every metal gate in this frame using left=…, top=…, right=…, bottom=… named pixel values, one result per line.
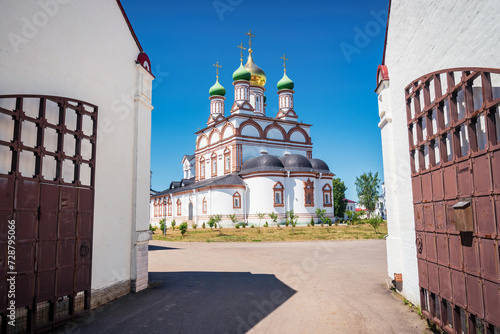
left=0, top=95, right=97, bottom=333
left=407, top=68, right=500, bottom=333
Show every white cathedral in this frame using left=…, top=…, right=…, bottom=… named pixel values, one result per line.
left=150, top=35, right=335, bottom=227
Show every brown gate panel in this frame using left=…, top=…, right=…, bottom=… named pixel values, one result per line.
left=431, top=169, right=444, bottom=201
left=438, top=266, right=452, bottom=301
left=436, top=233, right=449, bottom=266
left=479, top=239, right=499, bottom=283
left=465, top=274, right=484, bottom=318
left=451, top=269, right=466, bottom=309
left=474, top=196, right=496, bottom=237
left=407, top=68, right=500, bottom=332
left=483, top=279, right=500, bottom=327
left=421, top=172, right=432, bottom=202
left=472, top=154, right=492, bottom=195
left=491, top=149, right=500, bottom=193
left=0, top=95, right=98, bottom=332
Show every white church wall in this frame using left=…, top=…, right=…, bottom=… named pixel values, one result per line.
left=0, top=0, right=153, bottom=295
left=244, top=176, right=287, bottom=222
left=379, top=0, right=500, bottom=306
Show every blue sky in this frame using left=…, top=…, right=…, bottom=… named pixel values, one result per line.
left=121, top=0, right=389, bottom=201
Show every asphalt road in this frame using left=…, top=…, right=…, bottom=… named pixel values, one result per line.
left=56, top=240, right=430, bottom=334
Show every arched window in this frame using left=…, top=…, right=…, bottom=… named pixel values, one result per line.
left=233, top=191, right=241, bottom=209
left=200, top=157, right=205, bottom=179
left=176, top=198, right=181, bottom=216
left=153, top=199, right=158, bottom=217
left=211, top=152, right=217, bottom=177
left=323, top=184, right=332, bottom=207
left=273, top=182, right=284, bottom=207
left=202, top=197, right=207, bottom=214
left=224, top=148, right=231, bottom=173
left=304, top=179, right=315, bottom=207
left=167, top=197, right=172, bottom=216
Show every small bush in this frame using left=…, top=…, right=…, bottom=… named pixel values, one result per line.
left=263, top=222, right=268, bottom=227
left=202, top=222, right=206, bottom=229
left=171, top=220, right=176, bottom=230
left=149, top=224, right=157, bottom=232
left=159, top=219, right=166, bottom=232
left=179, top=222, right=188, bottom=236
left=192, top=223, right=197, bottom=229
left=235, top=224, right=240, bottom=229
left=250, top=225, right=255, bottom=228
left=367, top=216, right=384, bottom=233
left=310, top=218, right=315, bottom=227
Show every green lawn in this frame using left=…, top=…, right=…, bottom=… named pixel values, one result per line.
left=152, top=223, right=387, bottom=243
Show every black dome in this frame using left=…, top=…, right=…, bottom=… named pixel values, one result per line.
left=309, top=158, right=330, bottom=173
left=240, top=154, right=284, bottom=173
left=281, top=154, right=313, bottom=172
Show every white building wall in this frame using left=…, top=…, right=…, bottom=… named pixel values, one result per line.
left=379, top=0, right=500, bottom=305
left=0, top=0, right=153, bottom=292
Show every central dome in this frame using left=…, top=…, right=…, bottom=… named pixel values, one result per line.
left=244, top=51, right=266, bottom=87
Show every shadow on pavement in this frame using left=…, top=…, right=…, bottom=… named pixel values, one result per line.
left=148, top=244, right=180, bottom=251
left=54, top=271, right=296, bottom=334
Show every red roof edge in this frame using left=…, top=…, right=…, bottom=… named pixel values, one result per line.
left=116, top=0, right=143, bottom=52
left=381, top=0, right=392, bottom=65
left=342, top=198, right=357, bottom=203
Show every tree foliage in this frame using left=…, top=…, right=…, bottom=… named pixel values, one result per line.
left=332, top=178, right=348, bottom=219
left=355, top=171, right=381, bottom=217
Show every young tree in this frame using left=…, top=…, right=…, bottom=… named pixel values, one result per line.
left=315, top=208, right=326, bottom=226
left=256, top=212, right=265, bottom=228
left=355, top=171, right=381, bottom=218
left=286, top=210, right=298, bottom=232
left=367, top=216, right=383, bottom=234
left=332, top=178, right=348, bottom=219
left=210, top=214, right=223, bottom=233
left=171, top=220, right=176, bottom=230
left=227, top=213, right=238, bottom=227
left=269, top=212, right=279, bottom=228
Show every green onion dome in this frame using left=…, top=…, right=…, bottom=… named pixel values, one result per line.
left=209, top=79, right=226, bottom=97
left=233, top=63, right=252, bottom=81
left=277, top=73, right=294, bottom=91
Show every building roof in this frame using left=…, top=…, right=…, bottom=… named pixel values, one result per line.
left=239, top=154, right=333, bottom=174
left=115, top=0, right=143, bottom=52
left=343, top=199, right=357, bottom=203
left=154, top=173, right=245, bottom=197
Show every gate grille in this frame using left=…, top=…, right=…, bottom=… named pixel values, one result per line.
left=0, top=95, right=97, bottom=333
left=406, top=68, right=500, bottom=333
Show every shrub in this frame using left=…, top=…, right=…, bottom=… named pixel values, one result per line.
left=179, top=222, right=188, bottom=236
left=171, top=220, right=176, bottom=230
left=250, top=225, right=255, bottom=228
left=159, top=219, right=166, bottom=232
left=202, top=222, right=206, bottom=229
left=325, top=217, right=332, bottom=226
left=242, top=222, right=246, bottom=228
left=269, top=212, right=279, bottom=227
left=192, top=223, right=197, bottom=229
left=208, top=219, right=215, bottom=230
left=367, top=216, right=384, bottom=233
left=310, top=218, right=315, bottom=227
left=235, top=224, right=240, bottom=229
left=263, top=221, right=268, bottom=227
left=149, top=224, right=157, bottom=232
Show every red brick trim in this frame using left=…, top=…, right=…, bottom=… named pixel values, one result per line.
left=233, top=191, right=241, bottom=209
left=304, top=178, right=315, bottom=207
left=273, top=181, right=284, bottom=207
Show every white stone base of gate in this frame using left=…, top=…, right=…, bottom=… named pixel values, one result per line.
left=131, top=241, right=149, bottom=292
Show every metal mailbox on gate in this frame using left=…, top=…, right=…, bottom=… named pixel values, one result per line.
left=452, top=201, right=473, bottom=232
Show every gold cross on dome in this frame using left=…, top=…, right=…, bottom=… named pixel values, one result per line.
left=213, top=61, right=222, bottom=79
left=237, top=43, right=246, bottom=62
left=281, top=54, right=289, bottom=72
left=245, top=29, right=255, bottom=50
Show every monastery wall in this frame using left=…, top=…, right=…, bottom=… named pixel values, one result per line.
left=379, top=0, right=500, bottom=305
left=0, top=0, right=153, bottom=296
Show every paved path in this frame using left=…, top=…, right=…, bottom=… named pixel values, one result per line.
left=58, top=240, right=430, bottom=334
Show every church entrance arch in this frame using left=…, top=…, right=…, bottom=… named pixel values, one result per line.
left=188, top=202, right=193, bottom=221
